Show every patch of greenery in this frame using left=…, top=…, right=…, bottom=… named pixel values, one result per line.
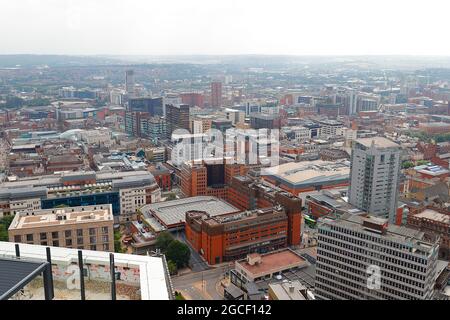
left=155, top=232, right=191, bottom=269
left=114, top=230, right=126, bottom=253
left=0, top=215, right=15, bottom=241
left=402, top=161, right=414, bottom=169
left=166, top=193, right=177, bottom=201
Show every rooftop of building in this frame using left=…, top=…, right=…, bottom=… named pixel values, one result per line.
left=262, top=160, right=350, bottom=188
left=324, top=213, right=438, bottom=254
left=203, top=207, right=285, bottom=227
left=141, top=196, right=239, bottom=228
left=414, top=164, right=450, bottom=176
left=317, top=119, right=344, bottom=126
left=0, top=170, right=156, bottom=194
left=236, top=249, right=309, bottom=278
left=250, top=113, right=280, bottom=120
left=0, top=241, right=172, bottom=300
left=413, top=209, right=450, bottom=225
left=9, top=205, right=113, bottom=230
left=421, top=121, right=450, bottom=126
left=355, top=136, right=400, bottom=149
left=269, top=280, right=308, bottom=300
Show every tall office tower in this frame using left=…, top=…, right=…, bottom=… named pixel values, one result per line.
left=125, top=70, right=135, bottom=97
left=347, top=90, right=357, bottom=115
left=165, top=103, right=191, bottom=138
left=348, top=137, right=401, bottom=222
left=211, top=81, right=222, bottom=108
left=129, top=97, right=164, bottom=116
left=315, top=214, right=439, bottom=300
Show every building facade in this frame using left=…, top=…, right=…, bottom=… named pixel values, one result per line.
left=315, top=214, right=439, bottom=300
left=348, top=137, right=401, bottom=222
left=8, top=204, right=114, bottom=252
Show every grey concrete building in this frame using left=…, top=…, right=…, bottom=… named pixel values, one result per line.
left=348, top=137, right=401, bottom=222
left=315, top=214, right=440, bottom=300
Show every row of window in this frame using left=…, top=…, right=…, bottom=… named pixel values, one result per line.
left=14, top=226, right=110, bottom=243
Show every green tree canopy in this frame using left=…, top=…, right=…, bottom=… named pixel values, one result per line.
left=402, top=161, right=415, bottom=169
left=0, top=215, right=15, bottom=242
left=155, top=232, right=175, bottom=252
left=165, top=240, right=191, bottom=268
left=167, top=260, right=178, bottom=275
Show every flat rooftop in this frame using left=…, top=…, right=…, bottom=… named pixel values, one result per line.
left=0, top=241, right=171, bottom=300
left=9, top=205, right=113, bottom=230
left=269, top=280, right=308, bottom=300
left=414, top=209, right=450, bottom=225
left=141, top=196, right=239, bottom=228
left=262, top=160, right=350, bottom=188
left=236, top=249, right=309, bottom=278
left=326, top=213, right=438, bottom=255
left=415, top=164, right=450, bottom=176
left=355, top=137, right=400, bottom=149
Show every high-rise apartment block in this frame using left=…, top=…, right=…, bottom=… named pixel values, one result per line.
left=125, top=70, right=135, bottom=96
left=348, top=137, right=401, bottom=222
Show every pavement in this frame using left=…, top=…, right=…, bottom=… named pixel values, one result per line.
left=172, top=230, right=210, bottom=272
left=172, top=264, right=231, bottom=300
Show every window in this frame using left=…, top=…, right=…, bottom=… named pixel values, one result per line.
left=26, top=234, right=33, bottom=242
left=102, top=235, right=109, bottom=243
left=103, top=243, right=109, bottom=251
left=41, top=241, right=47, bottom=246
left=89, top=228, right=96, bottom=236
left=52, top=232, right=59, bottom=239
left=77, top=237, right=83, bottom=245
left=90, top=245, right=96, bottom=251
left=65, top=230, right=72, bottom=238
left=90, top=236, right=96, bottom=244
left=66, top=239, right=72, bottom=246
left=14, top=235, right=21, bottom=242
left=77, top=229, right=83, bottom=237
left=52, top=240, right=59, bottom=247
left=102, top=226, right=109, bottom=234
left=40, top=233, right=47, bottom=240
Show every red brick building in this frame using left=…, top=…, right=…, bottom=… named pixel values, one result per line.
left=185, top=207, right=289, bottom=265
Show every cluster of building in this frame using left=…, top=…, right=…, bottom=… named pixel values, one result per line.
left=2, top=66, right=450, bottom=301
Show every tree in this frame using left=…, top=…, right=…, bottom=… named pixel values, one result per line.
left=167, top=260, right=178, bottom=275
left=165, top=240, right=191, bottom=268
left=166, top=193, right=177, bottom=201
left=402, top=161, right=414, bottom=169
left=0, top=215, right=15, bottom=241
left=155, top=232, right=174, bottom=252
left=416, top=160, right=429, bottom=166
left=174, top=291, right=185, bottom=300
left=114, top=230, right=125, bottom=253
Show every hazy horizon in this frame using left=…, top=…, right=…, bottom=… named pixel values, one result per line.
left=2, top=0, right=450, bottom=56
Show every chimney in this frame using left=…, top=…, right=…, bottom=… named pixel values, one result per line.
left=288, top=282, right=295, bottom=293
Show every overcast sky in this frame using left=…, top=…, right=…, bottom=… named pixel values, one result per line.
left=1, top=0, right=449, bottom=56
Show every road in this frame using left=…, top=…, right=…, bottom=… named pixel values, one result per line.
left=172, top=264, right=231, bottom=300
left=172, top=230, right=210, bottom=272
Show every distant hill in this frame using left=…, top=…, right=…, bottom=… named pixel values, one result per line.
left=0, top=55, right=125, bottom=68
